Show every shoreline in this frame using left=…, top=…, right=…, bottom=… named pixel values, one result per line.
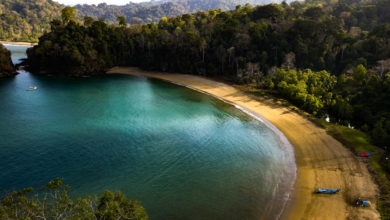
left=0, top=41, right=37, bottom=46
left=108, top=67, right=381, bottom=219
left=158, top=77, right=297, bottom=219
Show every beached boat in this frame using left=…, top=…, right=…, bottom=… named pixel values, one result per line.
left=316, top=188, right=340, bottom=194
left=361, top=201, right=371, bottom=207
left=357, top=200, right=371, bottom=207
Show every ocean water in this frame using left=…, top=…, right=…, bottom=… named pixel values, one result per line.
left=0, top=45, right=295, bottom=220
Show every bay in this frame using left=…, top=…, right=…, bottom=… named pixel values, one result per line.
left=0, top=45, right=293, bottom=220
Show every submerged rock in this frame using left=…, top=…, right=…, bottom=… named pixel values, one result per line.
left=0, top=43, right=17, bottom=77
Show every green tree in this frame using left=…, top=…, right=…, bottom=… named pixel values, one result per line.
left=0, top=178, right=149, bottom=220
left=352, top=64, right=367, bottom=87
left=303, top=7, right=326, bottom=20
left=62, top=7, right=76, bottom=24
left=373, top=118, right=388, bottom=146
left=84, top=16, right=95, bottom=27
left=117, top=15, right=126, bottom=26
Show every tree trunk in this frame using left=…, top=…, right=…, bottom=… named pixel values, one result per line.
left=203, top=48, right=204, bottom=62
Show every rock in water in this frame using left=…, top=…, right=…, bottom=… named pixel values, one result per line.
left=0, top=43, right=17, bottom=77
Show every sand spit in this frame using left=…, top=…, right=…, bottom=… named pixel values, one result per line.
left=0, top=41, right=37, bottom=46
left=108, top=67, right=381, bottom=220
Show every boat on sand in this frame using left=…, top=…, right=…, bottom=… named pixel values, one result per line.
left=316, top=188, right=340, bottom=194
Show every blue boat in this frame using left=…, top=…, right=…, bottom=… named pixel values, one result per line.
left=316, top=188, right=340, bottom=194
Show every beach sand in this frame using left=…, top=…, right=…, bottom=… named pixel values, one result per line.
left=108, top=67, right=381, bottom=220
left=0, top=41, right=37, bottom=46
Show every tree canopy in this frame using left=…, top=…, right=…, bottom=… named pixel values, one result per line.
left=2, top=0, right=390, bottom=42
left=0, top=0, right=67, bottom=42
left=0, top=178, right=149, bottom=220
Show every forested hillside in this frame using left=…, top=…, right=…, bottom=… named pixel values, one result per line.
left=0, top=43, right=16, bottom=77
left=25, top=1, right=390, bottom=148
left=75, top=0, right=275, bottom=24
left=0, top=0, right=272, bottom=42
left=1, top=0, right=390, bottom=42
left=75, top=0, right=390, bottom=29
left=0, top=0, right=65, bottom=42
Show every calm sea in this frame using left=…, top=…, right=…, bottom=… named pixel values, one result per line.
left=0, top=45, right=295, bottom=220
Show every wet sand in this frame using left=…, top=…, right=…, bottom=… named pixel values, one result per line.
left=108, top=67, right=381, bottom=220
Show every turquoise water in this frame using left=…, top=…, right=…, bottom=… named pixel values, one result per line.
left=0, top=45, right=295, bottom=219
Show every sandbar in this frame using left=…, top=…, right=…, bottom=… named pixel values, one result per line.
left=0, top=41, right=37, bottom=46
left=108, top=67, right=381, bottom=220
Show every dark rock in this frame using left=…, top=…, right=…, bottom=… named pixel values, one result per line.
left=0, top=43, right=17, bottom=78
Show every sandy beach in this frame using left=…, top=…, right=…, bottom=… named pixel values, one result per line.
left=108, top=67, right=380, bottom=220
left=0, top=41, right=37, bottom=46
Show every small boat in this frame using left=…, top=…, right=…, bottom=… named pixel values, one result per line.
left=357, top=200, right=371, bottom=207
left=360, top=153, right=372, bottom=157
left=26, top=87, right=37, bottom=91
left=316, top=188, right=340, bottom=194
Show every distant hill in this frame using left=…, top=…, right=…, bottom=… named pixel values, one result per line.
left=1, top=0, right=390, bottom=42
left=0, top=0, right=278, bottom=42
left=75, top=0, right=282, bottom=24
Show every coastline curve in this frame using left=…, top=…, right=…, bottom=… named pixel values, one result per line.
left=126, top=73, right=297, bottom=220
left=108, top=67, right=381, bottom=220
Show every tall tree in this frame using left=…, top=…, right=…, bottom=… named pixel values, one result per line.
left=62, top=7, right=76, bottom=24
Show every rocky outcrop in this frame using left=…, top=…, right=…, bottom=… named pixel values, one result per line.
left=0, top=43, right=17, bottom=77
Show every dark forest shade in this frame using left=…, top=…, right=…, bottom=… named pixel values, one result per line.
left=0, top=44, right=16, bottom=77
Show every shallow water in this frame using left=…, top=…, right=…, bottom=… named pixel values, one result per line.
left=0, top=45, right=294, bottom=219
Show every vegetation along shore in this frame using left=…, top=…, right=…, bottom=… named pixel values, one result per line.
left=0, top=178, right=149, bottom=219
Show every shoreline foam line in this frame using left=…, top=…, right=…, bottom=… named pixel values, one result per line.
left=110, top=72, right=296, bottom=220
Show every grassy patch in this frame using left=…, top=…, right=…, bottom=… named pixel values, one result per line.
left=323, top=121, right=387, bottom=177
